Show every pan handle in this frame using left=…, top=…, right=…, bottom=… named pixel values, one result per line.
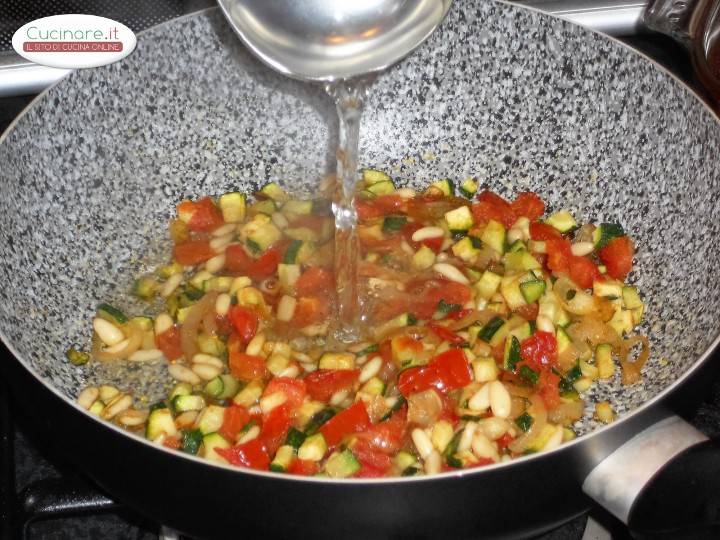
left=582, top=415, right=720, bottom=537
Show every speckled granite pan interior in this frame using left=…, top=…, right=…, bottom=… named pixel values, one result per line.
left=0, top=1, right=719, bottom=437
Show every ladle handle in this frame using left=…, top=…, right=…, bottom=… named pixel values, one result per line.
left=582, top=415, right=720, bottom=538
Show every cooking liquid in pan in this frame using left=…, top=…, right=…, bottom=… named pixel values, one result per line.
left=326, top=79, right=369, bottom=343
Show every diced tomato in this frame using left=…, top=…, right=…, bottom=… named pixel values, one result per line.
left=379, top=340, right=393, bottom=363
left=225, top=244, right=253, bottom=273
left=511, top=192, right=545, bottom=221
left=568, top=255, right=601, bottom=289
left=304, top=369, right=360, bottom=402
left=216, top=438, right=270, bottom=470
left=296, top=267, right=334, bottom=297
left=427, top=323, right=465, bottom=344
left=173, top=240, right=215, bottom=266
left=187, top=197, right=224, bottom=232
left=529, top=222, right=561, bottom=241
left=403, top=223, right=444, bottom=253
left=288, top=459, right=319, bottom=476
left=219, top=405, right=251, bottom=442
left=515, top=303, right=539, bottom=321
left=291, top=214, right=327, bottom=233
left=353, top=408, right=407, bottom=455
left=292, top=296, right=329, bottom=326
left=162, top=437, right=181, bottom=450
left=263, top=377, right=307, bottom=411
left=247, top=245, right=282, bottom=281
left=259, top=404, right=292, bottom=455
left=496, top=432, right=515, bottom=451
left=545, top=237, right=572, bottom=275
left=438, top=392, right=460, bottom=426
left=155, top=326, right=182, bottom=361
left=397, top=349, right=472, bottom=396
left=227, top=305, right=258, bottom=343
left=411, top=279, right=472, bottom=320
left=355, top=194, right=404, bottom=221
left=467, top=457, right=495, bottom=469
left=445, top=308, right=474, bottom=321
left=520, top=331, right=558, bottom=372
left=538, top=370, right=561, bottom=409
left=355, top=463, right=388, bottom=478
left=319, top=401, right=371, bottom=447
left=229, top=351, right=268, bottom=381
left=598, top=236, right=635, bottom=280
left=351, top=437, right=393, bottom=471
left=491, top=340, right=506, bottom=363
left=472, top=191, right=515, bottom=228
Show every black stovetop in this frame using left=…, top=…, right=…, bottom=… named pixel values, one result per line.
left=0, top=3, right=714, bottom=539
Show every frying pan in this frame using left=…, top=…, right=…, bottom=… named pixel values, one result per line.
left=1, top=1, right=719, bottom=538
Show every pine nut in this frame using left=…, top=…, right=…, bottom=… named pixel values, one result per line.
left=471, top=432, right=499, bottom=461
left=541, top=425, right=564, bottom=452
left=571, top=241, right=595, bottom=257
left=233, top=381, right=263, bottom=408
left=192, top=354, right=224, bottom=368
left=468, top=384, right=491, bottom=411
left=433, top=263, right=469, bottom=284
left=528, top=240, right=547, bottom=253
left=213, top=293, right=231, bottom=316
left=238, top=425, right=261, bottom=444
left=205, top=254, right=226, bottom=274
left=103, top=338, right=130, bottom=354
left=267, top=353, right=289, bottom=376
left=330, top=389, right=350, bottom=406
left=435, top=252, right=449, bottom=262
left=472, top=359, right=499, bottom=383
left=245, top=333, right=266, bottom=356
left=154, top=313, right=173, bottom=335
left=273, top=342, right=292, bottom=358
left=412, top=226, right=444, bottom=242
left=271, top=212, right=289, bottom=229
left=128, top=349, right=164, bottom=362
left=175, top=410, right=198, bottom=428
left=230, top=276, right=252, bottom=296
left=488, top=381, right=512, bottom=419
left=507, top=227, right=523, bottom=244
left=424, top=450, right=442, bottom=475
left=458, top=422, right=477, bottom=452
left=192, top=363, right=222, bottom=380
left=77, top=387, right=99, bottom=410
left=430, top=420, right=454, bottom=453
left=168, top=363, right=201, bottom=385
left=160, top=273, right=183, bottom=298
left=279, top=364, right=300, bottom=378
left=512, top=217, right=530, bottom=240
left=212, top=223, right=236, bottom=237
left=260, top=392, right=287, bottom=414
left=535, top=314, right=555, bottom=334
left=411, top=428, right=434, bottom=459
left=99, top=385, right=120, bottom=403
left=101, top=394, right=133, bottom=420
left=478, top=417, right=510, bottom=440
left=210, top=234, right=233, bottom=253
left=93, top=318, right=125, bottom=346
left=359, top=356, right=382, bottom=383
left=276, top=295, right=297, bottom=322
left=116, top=409, right=149, bottom=427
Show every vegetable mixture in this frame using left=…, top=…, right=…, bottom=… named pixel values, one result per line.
left=73, top=169, right=647, bottom=477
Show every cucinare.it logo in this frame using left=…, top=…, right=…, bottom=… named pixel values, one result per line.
left=12, top=14, right=136, bottom=69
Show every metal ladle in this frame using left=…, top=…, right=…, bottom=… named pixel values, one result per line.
left=217, top=0, right=452, bottom=81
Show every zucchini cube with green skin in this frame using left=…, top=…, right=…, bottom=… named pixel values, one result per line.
left=556, top=327, right=572, bottom=354
left=609, top=309, right=634, bottom=336
left=240, top=214, right=281, bottom=252
left=519, top=280, right=546, bottom=303
left=258, top=182, right=289, bottom=202
left=248, top=199, right=276, bottom=217
left=475, top=270, right=502, bottom=300
left=97, top=303, right=128, bottom=325
left=480, top=219, right=506, bottom=255
left=622, top=286, right=643, bottom=309
left=362, top=168, right=392, bottom=185
left=181, top=429, right=203, bottom=455
left=503, top=336, right=521, bottom=371
left=366, top=181, right=395, bottom=196
left=270, top=445, right=296, bottom=472
left=545, top=211, right=577, bottom=233
left=595, top=343, right=615, bottom=379
left=444, top=205, right=474, bottom=232
left=132, top=276, right=157, bottom=299
left=500, top=275, right=527, bottom=310
left=196, top=405, right=226, bottom=435
left=278, top=263, right=301, bottom=289
left=298, top=433, right=328, bottom=461
left=319, top=352, right=355, bottom=370
left=452, top=236, right=480, bottom=263
left=412, top=245, right=436, bottom=270
left=430, top=178, right=454, bottom=196
left=219, top=192, right=246, bottom=223
left=459, top=178, right=478, bottom=199
left=202, top=432, right=232, bottom=463
left=283, top=200, right=313, bottom=215
left=146, top=408, right=177, bottom=440
left=360, top=377, right=386, bottom=395
left=508, top=320, right=532, bottom=342
left=503, top=251, right=541, bottom=272
left=283, top=240, right=303, bottom=264
left=593, top=223, right=624, bottom=249
left=172, top=394, right=206, bottom=413
left=324, top=449, right=361, bottom=478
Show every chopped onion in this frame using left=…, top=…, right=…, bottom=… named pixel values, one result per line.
left=449, top=309, right=497, bottom=331
left=180, top=292, right=218, bottom=361
left=509, top=395, right=547, bottom=454
left=553, top=277, right=597, bottom=315
left=567, top=315, right=621, bottom=349
left=548, top=399, right=585, bottom=424
left=407, top=389, right=443, bottom=427
left=619, top=334, right=650, bottom=385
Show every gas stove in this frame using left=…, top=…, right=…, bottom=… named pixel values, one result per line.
left=0, top=1, right=715, bottom=539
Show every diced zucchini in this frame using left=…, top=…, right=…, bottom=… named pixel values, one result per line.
left=146, top=408, right=177, bottom=440
left=240, top=214, right=282, bottom=252
left=362, top=168, right=392, bottom=185
left=375, top=313, right=417, bottom=336
left=270, top=445, right=295, bottom=472
left=622, top=286, right=643, bottom=309
left=172, top=394, right=206, bottom=413
left=391, top=335, right=423, bottom=368
left=196, top=405, right=226, bottom=435
left=430, top=179, right=454, bottom=196
left=556, top=327, right=572, bottom=354
left=97, top=303, right=127, bottom=325
left=283, top=240, right=303, bottom=264
left=382, top=216, right=408, bottom=233
left=515, top=412, right=534, bottom=432
left=304, top=408, right=336, bottom=435
left=130, top=316, right=153, bottom=332
left=298, top=433, right=328, bottom=461
left=197, top=333, right=226, bottom=357
left=258, top=182, right=288, bottom=202
left=202, top=432, right=232, bottom=463
left=66, top=348, right=90, bottom=366
left=248, top=199, right=276, bottom=216
left=508, top=240, right=526, bottom=253
left=209, top=375, right=240, bottom=399
left=593, top=279, right=624, bottom=299
left=477, top=316, right=507, bottom=344
left=475, top=271, right=502, bottom=300
left=366, top=181, right=395, bottom=196
left=503, top=336, right=521, bottom=371
left=319, top=353, right=355, bottom=370
left=459, top=178, right=478, bottom=199
left=283, top=200, right=313, bottom=215
left=278, top=263, right=301, bottom=289
left=157, top=262, right=184, bottom=280
left=593, top=223, right=624, bottom=249
left=503, top=251, right=541, bottom=272
left=555, top=307, right=571, bottom=328
left=284, top=227, right=317, bottom=242
left=219, top=192, right=246, bottom=223
left=452, top=236, right=480, bottom=263
left=480, top=219, right=506, bottom=255
left=609, top=309, right=634, bottom=336
left=444, top=206, right=474, bottom=232
left=132, top=276, right=157, bottom=299
left=181, top=428, right=203, bottom=455
left=203, top=377, right=225, bottom=399
left=519, top=280, right=546, bottom=303
left=169, top=382, right=192, bottom=400
left=527, top=424, right=561, bottom=452
left=233, top=380, right=263, bottom=408
left=545, top=211, right=577, bottom=233
left=508, top=321, right=532, bottom=341
left=394, top=451, right=419, bottom=472
left=324, top=449, right=361, bottom=478
left=361, top=377, right=386, bottom=395
left=285, top=427, right=307, bottom=449
left=500, top=276, right=527, bottom=310
left=412, top=245, right=436, bottom=270
left=595, top=343, right=615, bottom=379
